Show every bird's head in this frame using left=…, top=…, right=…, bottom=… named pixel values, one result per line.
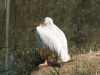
left=43, top=17, right=54, bottom=26
left=31, top=17, right=53, bottom=32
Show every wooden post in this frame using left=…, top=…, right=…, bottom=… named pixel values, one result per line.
left=5, top=0, right=10, bottom=75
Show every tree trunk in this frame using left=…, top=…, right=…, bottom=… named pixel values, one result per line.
left=5, top=0, right=10, bottom=75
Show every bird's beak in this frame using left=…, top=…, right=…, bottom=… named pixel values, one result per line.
left=31, top=23, right=41, bottom=32
left=31, top=25, right=37, bottom=32
left=31, top=22, right=47, bottom=32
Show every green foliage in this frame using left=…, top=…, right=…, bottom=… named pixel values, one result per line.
left=0, top=69, right=14, bottom=75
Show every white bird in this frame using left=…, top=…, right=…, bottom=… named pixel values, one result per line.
left=32, top=17, right=70, bottom=66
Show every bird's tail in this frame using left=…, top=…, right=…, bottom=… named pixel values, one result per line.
left=59, top=49, right=70, bottom=62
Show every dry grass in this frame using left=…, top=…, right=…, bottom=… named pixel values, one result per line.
left=60, top=51, right=100, bottom=75
left=31, top=50, right=100, bottom=75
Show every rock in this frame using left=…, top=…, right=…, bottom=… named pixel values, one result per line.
left=31, top=66, right=56, bottom=75
left=31, top=51, right=100, bottom=75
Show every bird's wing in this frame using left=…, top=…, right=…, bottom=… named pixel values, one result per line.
left=51, top=25, right=70, bottom=62
left=36, top=26, right=62, bottom=53
left=36, top=25, right=70, bottom=62
left=52, top=25, right=68, bottom=49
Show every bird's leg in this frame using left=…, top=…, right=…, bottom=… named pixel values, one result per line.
left=43, top=53, right=48, bottom=65
left=55, top=55, right=58, bottom=63
left=50, top=54, right=58, bottom=64
left=39, top=53, right=49, bottom=66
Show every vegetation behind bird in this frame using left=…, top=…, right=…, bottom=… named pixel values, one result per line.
left=0, top=0, right=100, bottom=75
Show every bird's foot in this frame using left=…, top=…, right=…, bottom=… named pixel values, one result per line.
left=49, top=61, right=60, bottom=67
left=38, top=60, right=48, bottom=67
left=49, top=61, right=58, bottom=65
left=38, top=63, right=48, bottom=67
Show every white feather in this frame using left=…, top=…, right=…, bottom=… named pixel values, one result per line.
left=36, top=17, right=70, bottom=62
